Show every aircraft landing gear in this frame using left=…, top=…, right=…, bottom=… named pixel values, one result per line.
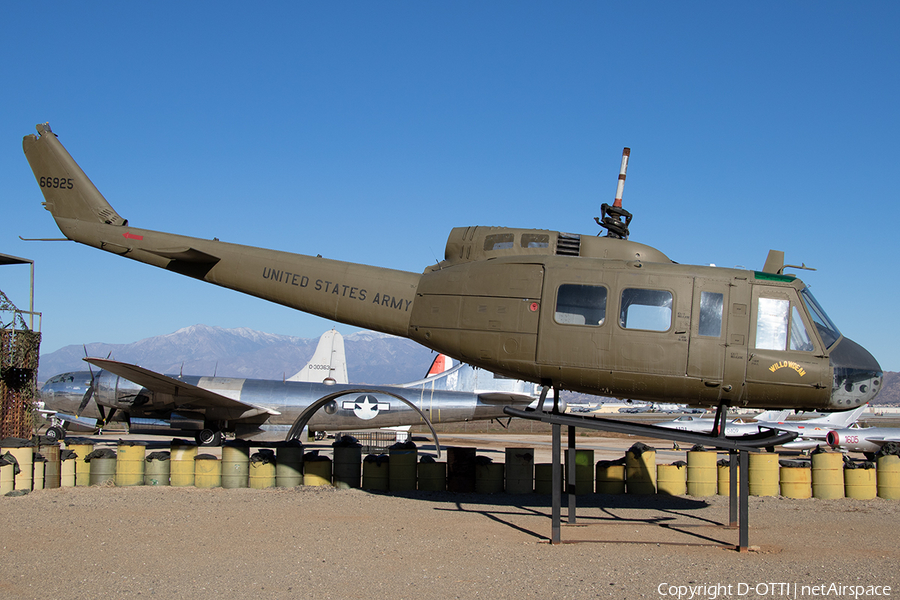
left=45, top=426, right=66, bottom=443
left=196, top=429, right=223, bottom=447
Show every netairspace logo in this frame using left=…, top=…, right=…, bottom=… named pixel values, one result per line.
left=657, top=582, right=892, bottom=600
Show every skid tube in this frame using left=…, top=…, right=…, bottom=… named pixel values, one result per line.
left=504, top=402, right=796, bottom=551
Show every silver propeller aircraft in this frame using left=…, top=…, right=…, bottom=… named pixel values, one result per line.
left=40, top=330, right=540, bottom=445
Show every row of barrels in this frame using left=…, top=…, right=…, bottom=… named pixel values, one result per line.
left=3, top=439, right=899, bottom=499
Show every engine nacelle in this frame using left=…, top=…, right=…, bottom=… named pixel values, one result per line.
left=826, top=429, right=881, bottom=454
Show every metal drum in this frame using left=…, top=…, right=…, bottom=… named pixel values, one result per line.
left=844, top=465, right=877, bottom=499
left=626, top=444, right=657, bottom=495
left=332, top=444, right=362, bottom=490
left=115, top=441, right=146, bottom=487
left=534, top=463, right=554, bottom=495
left=275, top=443, right=304, bottom=487
left=417, top=460, right=446, bottom=491
left=39, top=441, right=62, bottom=489
left=144, top=452, right=170, bottom=486
left=595, top=461, right=625, bottom=495
left=362, top=455, right=389, bottom=491
left=1, top=441, right=34, bottom=492
left=779, top=462, right=812, bottom=499
left=504, top=448, right=534, bottom=494
left=1, top=460, right=15, bottom=494
left=877, top=455, right=900, bottom=500
left=60, top=451, right=76, bottom=487
left=811, top=451, right=844, bottom=499
left=565, top=449, right=594, bottom=495
left=249, top=450, right=277, bottom=489
left=686, top=450, right=717, bottom=497
left=717, top=460, right=740, bottom=496
left=657, top=463, right=686, bottom=496
left=447, top=447, right=476, bottom=493
left=748, top=452, right=780, bottom=497
left=389, top=445, right=417, bottom=492
left=169, top=441, right=197, bottom=487
left=194, top=455, right=221, bottom=488
left=221, top=443, right=250, bottom=489
left=475, top=461, right=504, bottom=494
left=66, top=440, right=94, bottom=487
left=303, top=456, right=332, bottom=487
left=32, top=454, right=45, bottom=490
left=88, top=456, right=117, bottom=486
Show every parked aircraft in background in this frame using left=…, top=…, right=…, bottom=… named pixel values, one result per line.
left=826, top=425, right=900, bottom=460
left=288, top=328, right=347, bottom=383
left=40, top=330, right=540, bottom=445
left=656, top=410, right=791, bottom=437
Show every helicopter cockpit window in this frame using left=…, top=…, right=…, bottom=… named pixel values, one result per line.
left=555, top=284, right=607, bottom=326
left=800, top=287, right=841, bottom=348
left=619, top=288, right=672, bottom=331
left=521, top=234, right=550, bottom=249
left=755, top=298, right=815, bottom=352
left=698, top=291, right=724, bottom=337
left=484, top=233, right=515, bottom=251
left=789, top=306, right=815, bottom=351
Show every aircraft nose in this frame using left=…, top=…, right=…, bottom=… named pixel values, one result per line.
left=828, top=336, right=882, bottom=409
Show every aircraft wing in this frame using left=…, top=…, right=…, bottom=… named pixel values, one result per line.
left=83, top=358, right=278, bottom=418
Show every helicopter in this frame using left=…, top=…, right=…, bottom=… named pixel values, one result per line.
left=23, top=124, right=882, bottom=435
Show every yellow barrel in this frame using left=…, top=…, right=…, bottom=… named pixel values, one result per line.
left=748, top=452, right=780, bottom=497
left=447, top=447, right=476, bottom=493
left=811, top=451, right=844, bottom=499
left=626, top=445, right=657, bottom=495
left=389, top=446, right=418, bottom=492
left=504, top=448, right=534, bottom=494
left=417, top=460, right=446, bottom=491
left=717, top=461, right=740, bottom=495
left=249, top=451, right=277, bottom=489
left=1, top=461, right=15, bottom=494
left=534, top=463, right=554, bottom=495
left=566, top=449, right=594, bottom=495
left=276, top=443, right=304, bottom=487
left=39, top=442, right=62, bottom=489
left=845, top=466, right=877, bottom=499
left=144, top=452, right=170, bottom=486
left=877, top=455, right=900, bottom=500
left=686, top=450, right=717, bottom=497
left=169, top=441, right=198, bottom=487
left=332, top=445, right=362, bottom=490
left=66, top=441, right=94, bottom=487
left=596, top=462, right=626, bottom=495
left=475, top=462, right=504, bottom=494
left=61, top=456, right=76, bottom=487
left=194, top=455, right=222, bottom=488
left=362, top=455, right=389, bottom=491
left=89, top=456, right=117, bottom=486
left=32, top=455, right=45, bottom=490
left=657, top=463, right=686, bottom=496
left=115, top=441, right=146, bottom=487
left=780, top=462, right=812, bottom=498
left=2, top=444, right=34, bottom=492
left=221, top=443, right=250, bottom=489
left=303, top=457, right=332, bottom=487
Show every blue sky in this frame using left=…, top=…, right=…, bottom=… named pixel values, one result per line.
left=2, top=2, right=898, bottom=371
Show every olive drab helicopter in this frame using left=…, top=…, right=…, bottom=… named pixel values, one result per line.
left=23, top=124, right=883, bottom=438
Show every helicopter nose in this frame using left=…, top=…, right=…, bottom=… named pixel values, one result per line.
left=828, top=336, right=882, bottom=409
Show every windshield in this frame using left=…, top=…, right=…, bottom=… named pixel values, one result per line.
left=800, top=287, right=841, bottom=348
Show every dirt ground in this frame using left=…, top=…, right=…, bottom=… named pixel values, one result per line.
left=2, top=433, right=898, bottom=599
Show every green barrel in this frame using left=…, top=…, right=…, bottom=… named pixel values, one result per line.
left=534, top=463, right=554, bottom=495
left=303, top=457, right=332, bottom=487
left=686, top=450, right=717, bottom=497
left=447, top=447, right=476, bottom=493
left=811, top=451, right=844, bottom=499
left=595, top=462, right=626, bottom=495
left=333, top=445, right=362, bottom=490
left=417, top=460, right=446, bottom=491
left=66, top=441, right=94, bottom=487
left=565, top=449, right=594, bottom=495
left=144, top=452, right=170, bottom=486
left=115, top=441, right=146, bottom=487
left=626, top=445, right=657, bottom=495
left=221, top=443, right=250, bottom=489
left=877, top=455, right=900, bottom=500
left=194, top=455, right=222, bottom=488
left=389, top=446, right=417, bottom=492
left=475, top=462, right=504, bottom=494
left=504, top=448, right=534, bottom=494
left=362, top=455, right=389, bottom=491
left=276, top=443, right=304, bottom=487
left=657, top=463, right=686, bottom=496
left=779, top=462, right=812, bottom=499
left=748, top=452, right=780, bottom=497
left=249, top=450, right=277, bottom=489
left=89, top=456, right=117, bottom=486
left=169, top=441, right=198, bottom=487
left=39, top=442, right=62, bottom=489
left=845, top=466, right=877, bottom=499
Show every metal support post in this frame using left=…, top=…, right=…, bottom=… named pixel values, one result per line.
left=551, top=421, right=561, bottom=544
left=729, top=449, right=738, bottom=527
left=567, top=425, right=576, bottom=524
left=739, top=449, right=749, bottom=551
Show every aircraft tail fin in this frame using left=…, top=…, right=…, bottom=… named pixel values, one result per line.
left=424, top=354, right=455, bottom=377
left=22, top=123, right=127, bottom=228
left=288, top=329, right=348, bottom=384
left=810, top=404, right=867, bottom=426
left=755, top=410, right=790, bottom=422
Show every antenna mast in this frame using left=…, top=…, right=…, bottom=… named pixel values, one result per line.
left=595, top=147, right=633, bottom=239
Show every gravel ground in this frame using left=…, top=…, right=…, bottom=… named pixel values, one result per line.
left=2, top=482, right=898, bottom=600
